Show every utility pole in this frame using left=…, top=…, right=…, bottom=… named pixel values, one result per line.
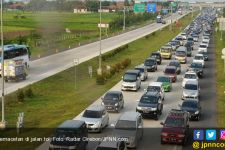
left=170, top=4, right=173, bottom=31
left=98, top=0, right=102, bottom=75
left=0, top=0, right=6, bottom=129
left=123, top=6, right=126, bottom=31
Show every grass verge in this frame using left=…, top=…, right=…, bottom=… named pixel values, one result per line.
left=0, top=13, right=197, bottom=150
left=215, top=28, right=225, bottom=127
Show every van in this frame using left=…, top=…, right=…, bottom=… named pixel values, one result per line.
left=112, top=112, right=143, bottom=148
left=121, top=70, right=141, bottom=91
left=175, top=46, right=187, bottom=63
left=135, top=65, right=148, bottom=81
left=49, top=120, right=88, bottom=150
left=160, top=46, right=172, bottom=59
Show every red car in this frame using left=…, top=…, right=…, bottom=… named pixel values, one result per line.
left=164, top=66, right=177, bottom=82
left=160, top=109, right=189, bottom=145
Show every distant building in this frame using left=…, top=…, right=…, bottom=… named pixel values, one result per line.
left=74, top=8, right=88, bottom=13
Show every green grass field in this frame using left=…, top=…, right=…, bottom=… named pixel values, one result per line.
left=0, top=13, right=197, bottom=150
left=215, top=28, right=225, bottom=127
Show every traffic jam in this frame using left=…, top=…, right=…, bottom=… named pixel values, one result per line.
left=49, top=9, right=216, bottom=150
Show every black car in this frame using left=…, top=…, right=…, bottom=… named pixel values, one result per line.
left=198, top=51, right=208, bottom=61
left=180, top=100, right=201, bottom=121
left=101, top=91, right=124, bottom=113
left=49, top=120, right=88, bottom=150
left=168, top=60, right=181, bottom=75
left=184, top=43, right=192, bottom=57
left=136, top=91, right=163, bottom=120
left=151, top=52, right=162, bottom=65
left=188, top=62, right=204, bottom=78
left=144, top=57, right=157, bottom=72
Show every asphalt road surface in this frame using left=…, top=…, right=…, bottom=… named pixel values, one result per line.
left=0, top=12, right=188, bottom=96
left=37, top=24, right=217, bottom=150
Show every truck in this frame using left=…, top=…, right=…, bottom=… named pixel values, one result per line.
left=3, top=59, right=27, bottom=82
left=156, top=15, right=162, bottom=23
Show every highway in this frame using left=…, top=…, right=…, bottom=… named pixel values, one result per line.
left=37, top=22, right=217, bottom=150
left=0, top=12, right=188, bottom=96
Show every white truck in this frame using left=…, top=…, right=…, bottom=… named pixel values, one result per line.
left=3, top=59, right=27, bottom=82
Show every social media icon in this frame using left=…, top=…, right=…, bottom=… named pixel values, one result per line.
left=193, top=130, right=204, bottom=140
left=220, top=130, right=225, bottom=140
left=206, top=130, right=216, bottom=141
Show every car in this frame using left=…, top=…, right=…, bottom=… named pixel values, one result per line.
left=146, top=82, right=165, bottom=100
left=180, top=32, right=187, bottom=40
left=186, top=45, right=192, bottom=57
left=198, top=51, right=208, bottom=61
left=80, top=105, right=109, bottom=133
left=186, top=41, right=194, bottom=50
left=168, top=41, right=178, bottom=51
left=156, top=76, right=172, bottom=92
left=95, top=140, right=127, bottom=150
left=202, top=41, right=209, bottom=48
left=49, top=120, right=88, bottom=150
left=198, top=43, right=208, bottom=53
left=164, top=66, right=177, bottom=82
left=192, top=34, right=199, bottom=42
left=193, top=54, right=205, bottom=68
left=160, top=45, right=173, bottom=59
left=188, top=62, right=204, bottom=78
left=175, top=36, right=185, bottom=46
left=168, top=60, right=181, bottom=74
left=175, top=46, right=187, bottom=64
left=187, top=36, right=194, bottom=47
left=121, top=70, right=141, bottom=91
left=150, top=52, right=162, bottom=65
left=162, top=20, right=166, bottom=24
left=112, top=112, right=143, bottom=148
left=144, top=57, right=157, bottom=72
left=182, top=71, right=198, bottom=87
left=179, top=99, right=201, bottom=121
left=202, top=36, right=210, bottom=43
left=160, top=109, right=189, bottom=145
left=101, top=91, right=124, bottom=113
left=135, top=65, right=148, bottom=81
left=182, top=80, right=200, bottom=100
left=136, top=91, right=163, bottom=120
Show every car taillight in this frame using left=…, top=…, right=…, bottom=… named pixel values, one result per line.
left=161, top=132, right=168, bottom=136
left=177, top=134, right=185, bottom=138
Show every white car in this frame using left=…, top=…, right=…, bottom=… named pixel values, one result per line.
left=121, top=70, right=141, bottom=91
left=198, top=43, right=208, bottom=53
left=193, top=54, right=205, bottom=67
left=146, top=82, right=165, bottom=100
left=201, top=41, right=209, bottom=48
left=202, top=36, right=210, bottom=43
left=80, top=105, right=109, bottom=133
left=180, top=33, right=187, bottom=40
left=182, top=71, right=198, bottom=87
left=182, top=80, right=200, bottom=100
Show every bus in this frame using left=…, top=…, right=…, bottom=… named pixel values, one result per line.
left=0, top=44, right=30, bottom=74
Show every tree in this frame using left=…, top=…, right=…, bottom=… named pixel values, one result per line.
left=85, top=0, right=99, bottom=12
left=223, top=8, right=225, bottom=17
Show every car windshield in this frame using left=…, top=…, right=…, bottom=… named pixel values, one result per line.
left=115, top=120, right=136, bottom=130
left=157, top=77, right=170, bottom=83
left=194, top=56, right=203, bottom=60
left=135, top=68, right=144, bottom=73
left=200, top=45, right=207, bottom=48
left=191, top=63, right=202, bottom=68
left=184, top=74, right=197, bottom=79
left=96, top=147, right=117, bottom=150
left=123, top=73, right=137, bottom=82
left=161, top=48, right=170, bottom=53
left=165, top=68, right=176, bottom=74
left=104, top=93, right=119, bottom=101
left=145, top=59, right=154, bottom=65
left=164, top=117, right=185, bottom=127
left=140, top=95, right=158, bottom=104
left=55, top=130, right=77, bottom=138
left=182, top=101, right=198, bottom=108
left=176, top=51, right=185, bottom=57
left=188, top=38, right=193, bottom=41
left=184, top=84, right=198, bottom=90
left=83, top=110, right=102, bottom=118
left=169, top=62, right=179, bottom=67
left=147, top=86, right=160, bottom=92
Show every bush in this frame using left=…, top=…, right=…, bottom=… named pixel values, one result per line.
left=114, top=63, right=121, bottom=72
left=17, top=89, right=25, bottom=102
left=121, top=58, right=131, bottom=69
left=25, top=87, right=34, bottom=98
left=96, top=75, right=106, bottom=85
left=110, top=66, right=116, bottom=75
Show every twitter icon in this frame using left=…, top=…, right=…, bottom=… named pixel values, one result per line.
left=206, top=130, right=217, bottom=141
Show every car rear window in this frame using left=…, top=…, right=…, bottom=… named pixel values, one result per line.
left=165, top=117, right=185, bottom=127
left=104, top=93, right=119, bottom=101
left=184, top=84, right=198, bottom=90
left=115, top=120, right=136, bottom=130
left=165, top=68, right=176, bottom=74
left=83, top=110, right=102, bottom=118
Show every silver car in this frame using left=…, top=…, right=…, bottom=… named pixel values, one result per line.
left=135, top=65, right=148, bottom=81
left=112, top=112, right=143, bottom=148
left=182, top=80, right=200, bottom=100
left=80, top=105, right=109, bottom=133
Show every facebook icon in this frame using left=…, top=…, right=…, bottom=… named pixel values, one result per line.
left=194, top=130, right=204, bottom=140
